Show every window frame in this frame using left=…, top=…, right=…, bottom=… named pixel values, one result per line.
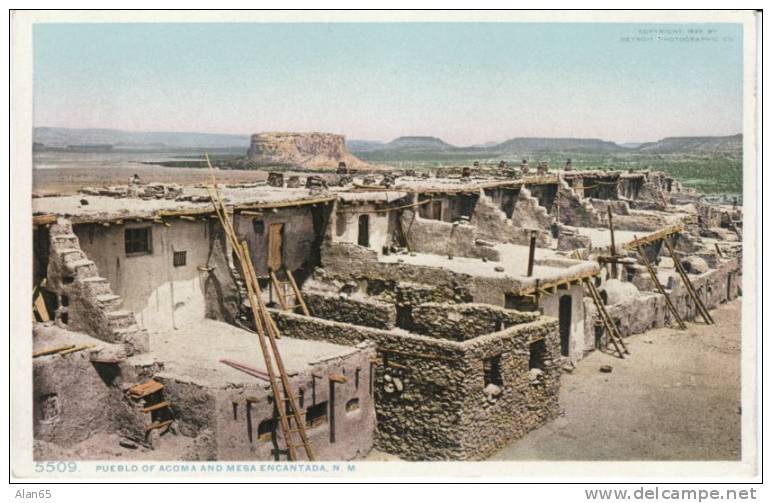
left=124, top=227, right=153, bottom=256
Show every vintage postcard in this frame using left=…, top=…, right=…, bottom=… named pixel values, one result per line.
left=9, top=10, right=760, bottom=483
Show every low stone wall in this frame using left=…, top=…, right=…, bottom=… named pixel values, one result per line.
left=270, top=310, right=561, bottom=460
left=304, top=290, right=397, bottom=330
left=409, top=302, right=540, bottom=341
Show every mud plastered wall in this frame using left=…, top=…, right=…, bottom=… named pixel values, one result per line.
left=333, top=204, right=394, bottom=253
left=33, top=325, right=147, bottom=451
left=48, top=219, right=149, bottom=353
left=158, top=343, right=376, bottom=461
left=234, top=206, right=322, bottom=277
left=271, top=310, right=560, bottom=460
left=537, top=284, right=586, bottom=362
left=400, top=209, right=500, bottom=260
left=75, top=220, right=238, bottom=333
left=471, top=193, right=552, bottom=246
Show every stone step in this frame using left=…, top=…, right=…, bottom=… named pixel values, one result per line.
left=59, top=249, right=87, bottom=262
left=95, top=293, right=123, bottom=310
left=66, top=259, right=98, bottom=277
left=106, top=310, right=137, bottom=329
left=80, top=277, right=112, bottom=296
left=51, top=234, right=79, bottom=248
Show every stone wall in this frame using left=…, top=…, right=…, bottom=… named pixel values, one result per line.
left=304, top=290, right=397, bottom=330
left=408, top=302, right=539, bottom=341
left=271, top=310, right=561, bottom=460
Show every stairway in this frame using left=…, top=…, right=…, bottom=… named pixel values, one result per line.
left=47, top=218, right=149, bottom=354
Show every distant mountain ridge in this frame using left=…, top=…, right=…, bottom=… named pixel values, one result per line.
left=348, top=134, right=742, bottom=156
left=34, top=127, right=250, bottom=149
left=634, top=134, right=742, bottom=154
left=35, top=127, right=742, bottom=157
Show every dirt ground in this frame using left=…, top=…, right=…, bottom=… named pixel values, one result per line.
left=490, top=298, right=742, bottom=461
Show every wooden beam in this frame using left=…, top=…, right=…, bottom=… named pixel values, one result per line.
left=607, top=206, right=618, bottom=279
left=329, top=373, right=348, bottom=384
left=622, top=225, right=684, bottom=251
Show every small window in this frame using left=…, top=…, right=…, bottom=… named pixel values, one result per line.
left=125, top=227, right=151, bottom=255
left=257, top=418, right=276, bottom=442
left=253, top=219, right=265, bottom=235
left=345, top=398, right=360, bottom=413
left=173, top=251, right=187, bottom=267
left=483, top=355, right=503, bottom=386
left=529, top=339, right=547, bottom=370
left=305, top=401, right=328, bottom=429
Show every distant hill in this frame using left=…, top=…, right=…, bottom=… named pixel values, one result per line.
left=349, top=136, right=457, bottom=154
left=34, top=127, right=250, bottom=149
left=381, top=136, right=456, bottom=152
left=634, top=134, right=742, bottom=154
left=487, top=137, right=625, bottom=154
left=346, top=139, right=385, bottom=152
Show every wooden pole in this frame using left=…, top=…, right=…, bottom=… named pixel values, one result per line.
left=527, top=232, right=537, bottom=277
left=607, top=206, right=618, bottom=279
left=714, top=243, right=724, bottom=258
left=634, top=237, right=686, bottom=330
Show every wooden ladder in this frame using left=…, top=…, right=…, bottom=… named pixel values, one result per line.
left=663, top=238, right=714, bottom=325
left=270, top=269, right=310, bottom=316
left=206, top=157, right=314, bottom=461
left=573, top=251, right=629, bottom=359
left=634, top=238, right=686, bottom=330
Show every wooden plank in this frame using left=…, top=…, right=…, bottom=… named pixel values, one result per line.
left=142, top=401, right=171, bottom=413
left=145, top=419, right=174, bottom=431
left=128, top=379, right=164, bottom=398
left=33, top=293, right=50, bottom=322
left=59, top=344, right=95, bottom=356
left=33, top=344, right=76, bottom=358
left=267, top=223, right=284, bottom=272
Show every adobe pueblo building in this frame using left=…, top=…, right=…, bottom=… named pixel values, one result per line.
left=31, top=162, right=742, bottom=461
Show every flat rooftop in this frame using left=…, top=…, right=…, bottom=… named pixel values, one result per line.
left=142, top=319, right=360, bottom=388
left=378, top=243, right=598, bottom=285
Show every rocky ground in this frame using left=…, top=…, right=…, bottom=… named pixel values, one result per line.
left=490, top=298, right=742, bottom=461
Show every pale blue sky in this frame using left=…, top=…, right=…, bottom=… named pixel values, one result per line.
left=33, top=22, right=743, bottom=145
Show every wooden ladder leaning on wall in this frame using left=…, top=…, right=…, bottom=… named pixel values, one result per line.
left=269, top=268, right=310, bottom=316
left=663, top=237, right=714, bottom=325
left=205, top=155, right=314, bottom=462
left=572, top=251, right=629, bottom=359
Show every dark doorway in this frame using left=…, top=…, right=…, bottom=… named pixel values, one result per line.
left=431, top=200, right=443, bottom=220
left=357, top=215, right=370, bottom=247
left=559, top=295, right=572, bottom=357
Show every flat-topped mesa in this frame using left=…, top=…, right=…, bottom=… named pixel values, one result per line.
left=247, top=131, right=378, bottom=171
